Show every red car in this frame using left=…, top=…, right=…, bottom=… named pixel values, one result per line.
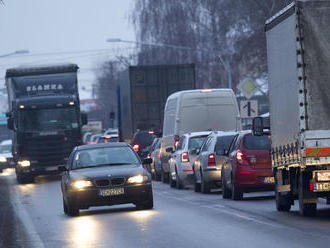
left=221, top=131, right=274, bottom=200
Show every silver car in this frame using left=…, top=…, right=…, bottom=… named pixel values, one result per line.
left=168, top=132, right=211, bottom=189
left=193, top=131, right=237, bottom=193
left=150, top=138, right=162, bottom=181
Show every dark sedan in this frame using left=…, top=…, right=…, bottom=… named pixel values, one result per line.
left=60, top=143, right=153, bottom=216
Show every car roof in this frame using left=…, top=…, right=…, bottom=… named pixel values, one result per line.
left=76, top=142, right=129, bottom=151
left=183, top=131, right=212, bottom=138
left=212, top=131, right=239, bottom=137
left=0, top=139, right=12, bottom=145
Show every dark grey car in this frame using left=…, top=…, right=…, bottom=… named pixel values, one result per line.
left=60, top=143, right=153, bottom=216
left=193, top=131, right=237, bottom=193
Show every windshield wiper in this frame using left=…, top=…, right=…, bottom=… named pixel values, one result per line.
left=96, top=163, right=132, bottom=166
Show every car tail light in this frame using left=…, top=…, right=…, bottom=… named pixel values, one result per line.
left=86, top=141, right=90, bottom=144
left=147, top=153, right=151, bottom=158
left=236, top=150, right=248, bottom=165
left=133, top=144, right=140, bottom=153
left=157, top=150, right=161, bottom=159
left=208, top=154, right=216, bottom=166
left=174, top=135, right=180, bottom=149
left=181, top=152, right=190, bottom=163
left=148, top=130, right=155, bottom=135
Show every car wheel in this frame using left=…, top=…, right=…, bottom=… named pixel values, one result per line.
left=63, top=197, right=68, bottom=214
left=175, top=167, right=183, bottom=190
left=67, top=199, right=79, bottom=217
left=201, top=170, right=210, bottom=194
left=136, top=190, right=154, bottom=210
left=155, top=171, right=161, bottom=181
left=16, top=172, right=34, bottom=184
left=193, top=169, right=201, bottom=192
left=231, top=180, right=243, bottom=200
left=169, top=171, right=176, bottom=188
left=222, top=170, right=231, bottom=199
left=161, top=169, right=169, bottom=183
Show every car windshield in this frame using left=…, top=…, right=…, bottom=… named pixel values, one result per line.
left=0, top=144, right=11, bottom=153
left=18, top=107, right=78, bottom=132
left=243, top=135, right=271, bottom=150
left=71, top=146, right=140, bottom=169
left=188, top=136, right=208, bottom=150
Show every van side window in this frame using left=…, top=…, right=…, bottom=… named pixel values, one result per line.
left=163, top=98, right=178, bottom=136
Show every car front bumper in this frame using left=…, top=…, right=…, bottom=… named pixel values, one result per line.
left=66, top=183, right=152, bottom=209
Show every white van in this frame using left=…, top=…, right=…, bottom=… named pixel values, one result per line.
left=160, top=89, right=241, bottom=182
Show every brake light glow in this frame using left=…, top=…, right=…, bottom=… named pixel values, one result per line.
left=310, top=183, right=314, bottom=191
left=148, top=130, right=155, bottom=134
left=157, top=150, right=161, bottom=159
left=208, top=154, right=216, bottom=166
left=133, top=144, right=140, bottom=153
left=86, top=141, right=90, bottom=144
left=181, top=152, right=190, bottom=163
left=174, top=135, right=180, bottom=149
left=236, top=150, right=248, bottom=165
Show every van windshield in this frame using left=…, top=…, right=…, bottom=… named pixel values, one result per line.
left=243, top=135, right=271, bottom=150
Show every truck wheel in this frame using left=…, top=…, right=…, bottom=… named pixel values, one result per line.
left=201, top=170, right=210, bottom=194
left=275, top=189, right=291, bottom=212
left=222, top=171, right=231, bottom=199
left=298, top=172, right=317, bottom=216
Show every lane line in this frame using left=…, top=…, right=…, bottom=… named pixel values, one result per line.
left=8, top=176, right=46, bottom=248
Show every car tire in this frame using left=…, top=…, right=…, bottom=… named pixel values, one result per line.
left=169, top=171, right=176, bottom=188
left=16, top=172, right=34, bottom=184
left=155, top=171, right=161, bottom=181
left=222, top=171, right=231, bottom=199
left=175, top=167, right=183, bottom=190
left=136, top=190, right=154, bottom=210
left=201, top=170, right=210, bottom=194
left=63, top=197, right=68, bottom=214
left=66, top=199, right=79, bottom=217
left=231, top=177, right=243, bottom=200
left=161, top=170, right=169, bottom=183
left=193, top=169, right=201, bottom=192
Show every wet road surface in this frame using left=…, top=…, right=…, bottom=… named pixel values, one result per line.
left=3, top=168, right=330, bottom=248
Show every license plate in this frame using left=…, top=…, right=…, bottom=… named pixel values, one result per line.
left=263, top=176, right=275, bottom=184
left=99, top=188, right=125, bottom=197
left=314, top=182, right=330, bottom=192
left=316, top=171, right=330, bottom=182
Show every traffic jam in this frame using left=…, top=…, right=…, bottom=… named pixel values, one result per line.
left=2, top=0, right=330, bottom=247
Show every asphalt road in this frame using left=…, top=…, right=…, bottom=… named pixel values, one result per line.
left=3, top=168, right=330, bottom=248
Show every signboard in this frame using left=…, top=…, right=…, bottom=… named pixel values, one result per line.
left=240, top=100, right=258, bottom=118
left=237, top=79, right=258, bottom=99
left=86, top=121, right=102, bottom=130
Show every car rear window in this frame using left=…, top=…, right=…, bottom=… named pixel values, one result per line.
left=215, top=135, right=236, bottom=152
left=188, top=136, right=207, bottom=150
left=243, top=135, right=271, bottom=150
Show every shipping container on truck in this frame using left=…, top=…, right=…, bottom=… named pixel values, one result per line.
left=120, top=64, right=196, bottom=142
left=5, top=64, right=87, bottom=184
left=265, top=0, right=330, bottom=216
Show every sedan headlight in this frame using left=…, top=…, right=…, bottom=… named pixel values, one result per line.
left=72, top=180, right=93, bottom=190
left=18, top=160, right=30, bottom=167
left=0, top=157, right=7, bottom=163
left=127, top=175, right=147, bottom=184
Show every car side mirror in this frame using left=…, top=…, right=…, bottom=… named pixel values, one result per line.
left=58, top=166, right=68, bottom=172
left=81, top=112, right=88, bottom=126
left=7, top=117, right=14, bottom=130
left=166, top=147, right=174, bottom=153
left=143, top=158, right=152, bottom=164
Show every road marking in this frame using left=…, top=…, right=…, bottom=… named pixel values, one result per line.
left=9, top=179, right=46, bottom=248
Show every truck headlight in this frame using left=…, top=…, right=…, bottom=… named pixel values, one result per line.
left=0, top=157, right=7, bottom=163
left=18, top=160, right=30, bottom=167
left=127, top=175, right=147, bottom=184
left=72, top=180, right=93, bottom=190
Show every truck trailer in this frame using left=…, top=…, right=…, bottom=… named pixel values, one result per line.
left=5, top=64, right=87, bottom=183
left=265, top=0, right=330, bottom=216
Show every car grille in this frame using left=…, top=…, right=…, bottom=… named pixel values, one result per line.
left=95, top=179, right=110, bottom=187
left=110, top=177, right=125, bottom=186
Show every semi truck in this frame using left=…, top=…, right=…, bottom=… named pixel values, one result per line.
left=5, top=64, right=87, bottom=183
left=264, top=0, right=330, bottom=216
left=120, top=64, right=196, bottom=142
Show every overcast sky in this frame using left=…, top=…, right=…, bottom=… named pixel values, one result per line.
left=0, top=0, right=136, bottom=99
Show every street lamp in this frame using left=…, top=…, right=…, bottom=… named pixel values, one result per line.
left=106, top=38, right=232, bottom=89
left=0, top=49, right=29, bottom=58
